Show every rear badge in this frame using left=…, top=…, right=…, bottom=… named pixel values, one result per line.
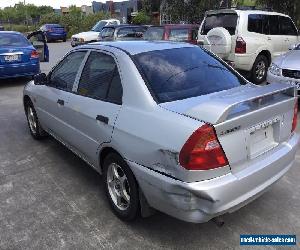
left=220, top=126, right=241, bottom=136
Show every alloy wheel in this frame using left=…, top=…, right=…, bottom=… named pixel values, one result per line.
left=106, top=163, right=131, bottom=211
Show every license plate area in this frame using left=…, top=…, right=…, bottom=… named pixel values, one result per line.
left=248, top=118, right=279, bottom=159
left=4, top=54, right=20, bottom=62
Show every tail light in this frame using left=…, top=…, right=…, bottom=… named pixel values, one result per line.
left=30, top=50, right=39, bottom=59
left=235, top=36, right=246, bottom=54
left=179, top=124, right=229, bottom=170
left=291, top=99, right=298, bottom=132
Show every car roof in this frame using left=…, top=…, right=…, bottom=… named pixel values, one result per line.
left=82, top=41, right=195, bottom=55
left=103, top=24, right=146, bottom=29
left=206, top=8, right=290, bottom=17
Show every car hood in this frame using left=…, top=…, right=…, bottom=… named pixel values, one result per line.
left=274, top=50, right=300, bottom=70
left=71, top=31, right=99, bottom=41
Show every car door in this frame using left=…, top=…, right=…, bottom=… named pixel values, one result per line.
left=267, top=15, right=286, bottom=58
left=62, top=50, right=123, bottom=166
left=278, top=16, right=299, bottom=52
left=27, top=31, right=49, bottom=62
left=36, top=50, right=88, bottom=140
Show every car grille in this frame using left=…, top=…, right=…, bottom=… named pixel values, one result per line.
left=282, top=69, right=300, bottom=79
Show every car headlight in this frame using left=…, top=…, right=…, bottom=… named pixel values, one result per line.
left=269, top=63, right=282, bottom=76
left=79, top=38, right=85, bottom=43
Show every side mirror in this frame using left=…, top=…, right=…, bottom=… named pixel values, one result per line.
left=34, top=73, right=47, bottom=85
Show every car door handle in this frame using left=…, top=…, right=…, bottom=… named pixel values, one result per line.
left=267, top=37, right=271, bottom=41
left=96, top=115, right=109, bottom=124
left=57, top=99, right=64, bottom=106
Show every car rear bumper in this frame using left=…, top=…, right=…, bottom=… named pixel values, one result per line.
left=46, top=33, right=67, bottom=40
left=0, top=61, right=39, bottom=79
left=128, top=133, right=299, bottom=223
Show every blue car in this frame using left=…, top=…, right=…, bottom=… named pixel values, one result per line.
left=0, top=31, right=48, bottom=79
left=40, top=24, right=67, bottom=42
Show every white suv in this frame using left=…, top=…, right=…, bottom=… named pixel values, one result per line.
left=198, top=9, right=299, bottom=84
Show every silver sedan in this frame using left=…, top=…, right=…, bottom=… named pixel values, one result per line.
left=23, top=41, right=299, bottom=223
left=267, top=43, right=300, bottom=95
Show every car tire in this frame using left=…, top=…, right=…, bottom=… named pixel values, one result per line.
left=251, top=55, right=269, bottom=84
left=25, top=100, right=47, bottom=140
left=63, top=38, right=66, bottom=42
left=103, top=153, right=140, bottom=221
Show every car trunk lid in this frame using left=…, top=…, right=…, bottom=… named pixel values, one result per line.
left=160, top=83, right=296, bottom=171
left=0, top=47, right=33, bottom=64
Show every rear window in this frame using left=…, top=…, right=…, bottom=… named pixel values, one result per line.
left=144, top=27, right=164, bottom=40
left=0, top=33, right=30, bottom=47
left=134, top=47, right=246, bottom=103
left=202, top=13, right=238, bottom=35
left=117, top=27, right=146, bottom=39
left=168, top=28, right=189, bottom=41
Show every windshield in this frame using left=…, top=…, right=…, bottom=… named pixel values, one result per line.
left=202, top=13, right=238, bottom=35
left=144, top=27, right=164, bottom=40
left=92, top=21, right=107, bottom=32
left=0, top=33, right=30, bottom=47
left=133, top=47, right=246, bottom=103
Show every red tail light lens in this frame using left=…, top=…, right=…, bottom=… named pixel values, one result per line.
left=31, top=50, right=39, bottom=59
left=292, top=99, right=298, bottom=132
left=235, top=36, right=246, bottom=54
left=179, top=124, right=229, bottom=170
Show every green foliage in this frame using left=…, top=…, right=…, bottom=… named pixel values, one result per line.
left=39, top=13, right=60, bottom=25
left=132, top=11, right=151, bottom=25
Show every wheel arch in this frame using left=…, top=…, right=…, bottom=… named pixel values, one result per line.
left=23, top=95, right=32, bottom=112
left=257, top=50, right=271, bottom=66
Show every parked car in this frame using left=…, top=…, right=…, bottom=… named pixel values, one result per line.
left=0, top=25, right=4, bottom=31
left=23, top=41, right=299, bottom=223
left=198, top=8, right=299, bottom=84
left=144, top=24, right=199, bottom=44
left=97, top=25, right=147, bottom=41
left=40, top=24, right=67, bottom=42
left=0, top=31, right=48, bottom=79
left=267, top=43, right=300, bottom=95
left=71, top=19, right=120, bottom=47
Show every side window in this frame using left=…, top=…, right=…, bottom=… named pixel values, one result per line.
left=279, top=16, right=298, bottom=36
left=248, top=14, right=263, bottom=33
left=78, top=51, right=123, bottom=104
left=100, top=28, right=115, bottom=39
left=268, top=15, right=280, bottom=35
left=169, top=29, right=189, bottom=41
left=49, top=51, right=86, bottom=91
left=117, top=27, right=136, bottom=38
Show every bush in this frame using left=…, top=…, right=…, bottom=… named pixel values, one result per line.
left=3, top=24, right=38, bottom=33
left=132, top=11, right=151, bottom=25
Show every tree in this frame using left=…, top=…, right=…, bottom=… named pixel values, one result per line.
left=132, top=11, right=151, bottom=24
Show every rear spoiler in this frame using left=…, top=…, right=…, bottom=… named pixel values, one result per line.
left=184, top=83, right=296, bottom=124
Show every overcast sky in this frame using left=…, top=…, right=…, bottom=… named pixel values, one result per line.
left=0, top=0, right=124, bottom=9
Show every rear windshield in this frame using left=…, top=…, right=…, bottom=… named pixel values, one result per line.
left=47, top=24, right=63, bottom=28
left=133, top=47, right=246, bottom=103
left=144, top=27, right=164, bottom=40
left=0, top=33, right=30, bottom=47
left=202, top=13, right=238, bottom=35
